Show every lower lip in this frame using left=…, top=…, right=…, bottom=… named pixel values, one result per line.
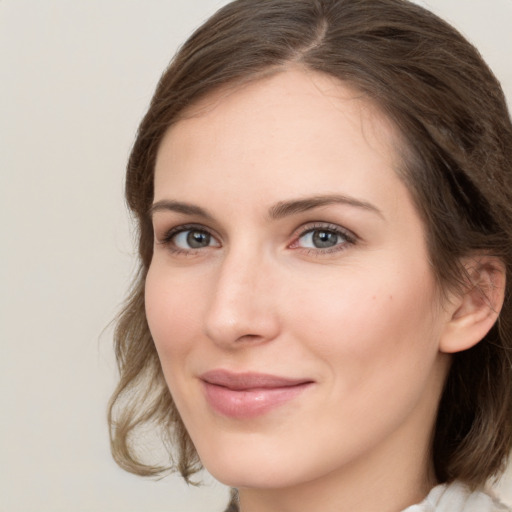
left=202, top=381, right=312, bottom=419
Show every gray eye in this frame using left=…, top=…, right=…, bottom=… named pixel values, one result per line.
left=312, top=230, right=339, bottom=248
left=174, top=230, right=214, bottom=249
left=188, top=231, right=211, bottom=248
left=299, top=230, right=342, bottom=249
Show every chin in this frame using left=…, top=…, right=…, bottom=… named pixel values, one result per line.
left=205, top=460, right=307, bottom=490
left=194, top=433, right=335, bottom=491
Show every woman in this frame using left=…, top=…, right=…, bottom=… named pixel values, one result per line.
left=108, top=0, right=512, bottom=510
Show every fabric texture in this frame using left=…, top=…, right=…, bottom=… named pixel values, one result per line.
left=223, top=481, right=511, bottom=511
left=403, top=481, right=511, bottom=512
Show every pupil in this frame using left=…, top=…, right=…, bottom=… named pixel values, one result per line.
left=187, top=231, right=210, bottom=248
left=312, top=230, right=337, bottom=248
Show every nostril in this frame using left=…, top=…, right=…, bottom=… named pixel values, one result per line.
left=235, top=333, right=264, bottom=342
left=204, top=313, right=280, bottom=348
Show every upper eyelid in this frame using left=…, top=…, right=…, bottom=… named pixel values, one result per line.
left=152, top=213, right=223, bottom=233
left=293, top=222, right=357, bottom=241
left=157, top=223, right=220, bottom=244
left=288, top=224, right=356, bottom=256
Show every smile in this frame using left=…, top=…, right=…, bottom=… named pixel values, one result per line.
left=200, top=370, right=314, bottom=419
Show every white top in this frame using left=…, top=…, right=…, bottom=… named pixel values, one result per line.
left=403, top=481, right=510, bottom=512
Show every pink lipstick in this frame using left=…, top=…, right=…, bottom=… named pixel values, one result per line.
left=200, top=370, right=313, bottom=419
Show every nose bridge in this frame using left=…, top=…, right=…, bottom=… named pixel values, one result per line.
left=204, top=241, right=279, bottom=346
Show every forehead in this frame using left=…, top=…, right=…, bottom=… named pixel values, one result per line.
left=154, top=68, right=404, bottom=208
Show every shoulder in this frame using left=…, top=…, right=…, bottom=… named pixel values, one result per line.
left=403, top=481, right=511, bottom=512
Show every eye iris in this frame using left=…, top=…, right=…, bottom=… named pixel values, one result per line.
left=312, top=230, right=338, bottom=248
left=187, top=230, right=210, bottom=248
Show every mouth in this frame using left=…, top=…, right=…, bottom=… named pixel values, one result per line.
left=199, top=370, right=314, bottom=419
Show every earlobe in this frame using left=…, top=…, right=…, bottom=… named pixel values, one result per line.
left=439, top=256, right=506, bottom=354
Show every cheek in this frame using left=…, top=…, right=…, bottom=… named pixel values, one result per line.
left=144, top=263, right=204, bottom=365
left=287, top=262, right=441, bottom=381
left=280, top=263, right=445, bottom=457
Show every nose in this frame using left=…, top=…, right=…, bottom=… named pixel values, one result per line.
left=203, top=249, right=281, bottom=349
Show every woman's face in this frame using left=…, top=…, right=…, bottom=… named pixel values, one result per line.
left=146, top=70, right=452, bottom=491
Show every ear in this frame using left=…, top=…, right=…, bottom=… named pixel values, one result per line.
left=440, top=256, right=506, bottom=354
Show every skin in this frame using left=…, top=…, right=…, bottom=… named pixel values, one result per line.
left=145, top=69, right=461, bottom=512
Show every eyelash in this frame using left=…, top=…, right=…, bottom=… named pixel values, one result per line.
left=290, top=222, right=357, bottom=255
left=158, top=223, right=217, bottom=256
left=157, top=222, right=357, bottom=256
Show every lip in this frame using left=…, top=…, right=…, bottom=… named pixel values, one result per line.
left=200, top=370, right=314, bottom=419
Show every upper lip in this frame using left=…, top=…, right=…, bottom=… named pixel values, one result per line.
left=200, top=369, right=313, bottom=391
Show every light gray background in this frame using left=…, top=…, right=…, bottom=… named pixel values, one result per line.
left=1, top=1, right=511, bottom=511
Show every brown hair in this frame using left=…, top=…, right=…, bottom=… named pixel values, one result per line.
left=109, top=0, right=512, bottom=490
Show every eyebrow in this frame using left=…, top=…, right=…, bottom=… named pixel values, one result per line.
left=149, top=200, right=214, bottom=220
left=268, top=194, right=384, bottom=220
left=150, top=194, right=384, bottom=220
